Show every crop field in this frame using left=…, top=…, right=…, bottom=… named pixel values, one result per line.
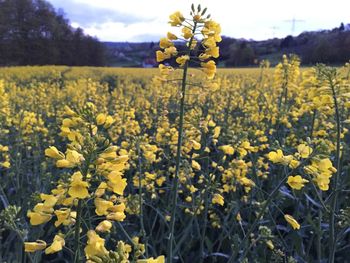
left=1, top=4, right=350, bottom=263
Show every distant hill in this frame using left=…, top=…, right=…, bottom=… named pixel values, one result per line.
left=104, top=42, right=157, bottom=67
left=104, top=23, right=350, bottom=67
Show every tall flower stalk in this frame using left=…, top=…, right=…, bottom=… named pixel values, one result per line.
left=317, top=66, right=342, bottom=263
left=155, top=4, right=221, bottom=262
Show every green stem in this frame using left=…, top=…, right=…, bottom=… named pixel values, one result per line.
left=166, top=22, right=197, bottom=263
left=310, top=109, right=317, bottom=139
left=317, top=207, right=322, bottom=262
left=199, top=158, right=210, bottom=263
left=329, top=76, right=341, bottom=263
left=73, top=157, right=91, bottom=263
left=137, top=142, right=148, bottom=257
left=228, top=173, right=289, bottom=262
left=166, top=60, right=188, bottom=263
left=73, top=199, right=83, bottom=263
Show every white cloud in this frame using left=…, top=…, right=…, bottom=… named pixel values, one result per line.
left=49, top=0, right=350, bottom=41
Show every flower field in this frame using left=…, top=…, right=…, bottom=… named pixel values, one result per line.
left=1, top=5, right=350, bottom=263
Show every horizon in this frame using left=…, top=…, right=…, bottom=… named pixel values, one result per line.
left=48, top=0, right=350, bottom=42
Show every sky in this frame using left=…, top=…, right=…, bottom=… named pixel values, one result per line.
left=48, top=0, right=350, bottom=42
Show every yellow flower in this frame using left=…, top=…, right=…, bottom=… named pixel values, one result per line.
left=267, top=149, right=284, bottom=163
left=287, top=175, right=309, bottom=190
left=199, top=53, right=211, bottom=61
left=96, top=113, right=107, bottom=126
left=109, top=203, right=126, bottom=213
left=185, top=196, right=192, bottom=202
left=164, top=46, right=178, bottom=57
left=0, top=145, right=8, bottom=152
left=84, top=230, right=108, bottom=259
left=267, top=149, right=293, bottom=165
left=27, top=206, right=52, bottom=226
left=289, top=159, right=300, bottom=169
left=219, top=145, right=234, bottom=155
left=167, top=32, right=177, bottom=40
left=205, top=46, right=220, bottom=58
left=99, top=151, right=117, bottom=160
left=189, top=185, right=197, bottom=193
left=212, top=193, right=224, bottom=206
left=95, top=182, right=107, bottom=197
left=107, top=211, right=126, bottom=221
left=64, top=105, right=76, bottom=116
left=239, top=177, right=255, bottom=187
left=203, top=20, right=222, bottom=42
left=94, top=198, right=114, bottom=216
left=0, top=161, right=10, bottom=168
left=68, top=171, right=89, bottom=199
left=201, top=60, right=216, bottom=79
left=145, top=172, right=156, bottom=180
left=45, top=235, right=65, bottom=254
left=107, top=171, right=127, bottom=195
left=54, top=208, right=71, bottom=227
left=191, top=160, right=201, bottom=171
left=104, top=116, right=114, bottom=128
left=176, top=55, right=190, bottom=67
left=182, top=27, right=193, bottom=39
left=45, top=146, right=65, bottom=160
left=96, top=220, right=113, bottom=232
left=169, top=11, right=184, bottom=26
left=156, top=176, right=166, bottom=186
left=213, top=126, right=221, bottom=138
left=56, top=150, right=83, bottom=168
left=158, top=64, right=173, bottom=77
left=24, top=240, right=47, bottom=252
left=305, top=158, right=336, bottom=191
left=40, top=194, right=58, bottom=208
left=266, top=240, right=274, bottom=250
left=191, top=140, right=201, bottom=150
left=297, top=144, right=313, bottom=158
left=284, top=214, right=300, bottom=230
left=159, top=37, right=173, bottom=49
left=202, top=37, right=216, bottom=48
left=137, top=255, right=165, bottom=263
left=156, top=50, right=170, bottom=62
left=317, top=158, right=336, bottom=173
left=314, top=173, right=331, bottom=191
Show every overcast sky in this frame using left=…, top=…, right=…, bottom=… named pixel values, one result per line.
left=48, top=0, right=350, bottom=42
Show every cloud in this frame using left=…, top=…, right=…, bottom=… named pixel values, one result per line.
left=80, top=21, right=168, bottom=42
left=49, top=0, right=154, bottom=27
left=48, top=0, right=350, bottom=41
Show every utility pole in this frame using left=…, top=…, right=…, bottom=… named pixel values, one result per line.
left=284, top=17, right=305, bottom=35
left=270, top=26, right=279, bottom=38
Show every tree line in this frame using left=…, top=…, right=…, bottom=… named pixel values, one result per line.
left=220, top=24, right=350, bottom=67
left=0, top=0, right=106, bottom=66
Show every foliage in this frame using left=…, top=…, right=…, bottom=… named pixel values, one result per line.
left=0, top=0, right=106, bottom=66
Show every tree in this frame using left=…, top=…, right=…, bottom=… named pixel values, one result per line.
left=226, top=42, right=256, bottom=67
left=0, top=0, right=106, bottom=66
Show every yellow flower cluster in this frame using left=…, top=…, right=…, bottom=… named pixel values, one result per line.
left=25, top=103, right=130, bottom=258
left=156, top=5, right=221, bottom=80
left=267, top=143, right=336, bottom=191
